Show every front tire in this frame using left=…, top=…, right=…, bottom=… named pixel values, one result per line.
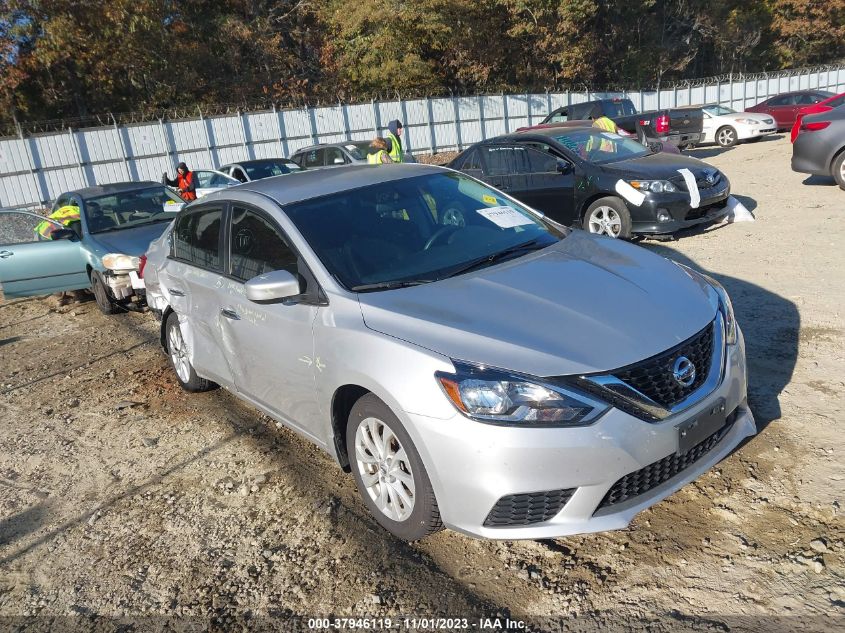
left=832, top=152, right=845, bottom=190
left=165, top=311, right=213, bottom=392
left=91, top=271, right=117, bottom=315
left=716, top=126, right=737, bottom=147
left=583, top=197, right=632, bottom=239
left=346, top=393, right=442, bottom=541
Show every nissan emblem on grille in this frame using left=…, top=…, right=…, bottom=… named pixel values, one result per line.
left=672, top=356, right=696, bottom=387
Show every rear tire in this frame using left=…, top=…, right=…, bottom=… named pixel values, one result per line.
left=715, top=126, right=737, bottom=148
left=582, top=197, right=632, bottom=239
left=346, top=393, right=442, bottom=541
left=91, top=271, right=117, bottom=315
left=165, top=311, right=213, bottom=392
left=833, top=152, right=845, bottom=191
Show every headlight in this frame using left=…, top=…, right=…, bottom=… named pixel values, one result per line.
left=436, top=362, right=609, bottom=426
left=102, top=253, right=140, bottom=271
left=703, top=275, right=738, bottom=345
left=628, top=180, right=677, bottom=193
left=675, top=263, right=738, bottom=345
left=734, top=118, right=759, bottom=125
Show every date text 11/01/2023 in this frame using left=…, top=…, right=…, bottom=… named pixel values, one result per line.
left=307, top=617, right=527, bottom=630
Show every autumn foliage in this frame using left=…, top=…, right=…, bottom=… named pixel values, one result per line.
left=1, top=0, right=843, bottom=130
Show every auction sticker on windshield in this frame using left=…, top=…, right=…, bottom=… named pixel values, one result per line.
left=163, top=201, right=185, bottom=213
left=476, top=206, right=535, bottom=228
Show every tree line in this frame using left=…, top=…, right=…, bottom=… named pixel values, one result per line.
left=1, top=0, right=843, bottom=130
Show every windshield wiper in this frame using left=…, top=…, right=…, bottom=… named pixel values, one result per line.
left=441, top=238, right=549, bottom=279
left=350, top=279, right=435, bottom=292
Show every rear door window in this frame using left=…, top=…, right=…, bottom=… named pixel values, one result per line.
left=767, top=95, right=793, bottom=107
left=172, top=207, right=223, bottom=270
left=460, top=149, right=484, bottom=178
left=303, top=150, right=325, bottom=168
left=229, top=207, right=298, bottom=282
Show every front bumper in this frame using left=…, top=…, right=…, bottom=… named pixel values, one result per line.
left=629, top=183, right=730, bottom=235
left=736, top=125, right=776, bottom=141
left=405, top=329, right=754, bottom=539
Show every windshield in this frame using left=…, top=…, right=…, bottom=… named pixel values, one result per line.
left=83, top=186, right=185, bottom=234
left=343, top=142, right=373, bottom=160
left=283, top=172, right=565, bottom=290
left=243, top=160, right=302, bottom=179
left=704, top=105, right=735, bottom=116
left=554, top=129, right=650, bottom=164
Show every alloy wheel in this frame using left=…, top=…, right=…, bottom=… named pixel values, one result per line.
left=717, top=128, right=735, bottom=146
left=168, top=321, right=191, bottom=383
left=587, top=206, right=622, bottom=238
left=354, top=417, right=416, bottom=521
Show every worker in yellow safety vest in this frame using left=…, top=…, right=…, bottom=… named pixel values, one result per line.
left=35, top=204, right=81, bottom=240
left=385, top=120, right=405, bottom=163
left=587, top=116, right=619, bottom=153
left=367, top=137, right=394, bottom=164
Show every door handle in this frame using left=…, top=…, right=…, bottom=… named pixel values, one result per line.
left=220, top=308, right=240, bottom=320
left=0, top=250, right=13, bottom=259
left=168, top=288, right=185, bottom=297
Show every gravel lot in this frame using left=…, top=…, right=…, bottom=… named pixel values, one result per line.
left=0, top=135, right=843, bottom=631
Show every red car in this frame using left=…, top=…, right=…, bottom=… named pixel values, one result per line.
left=745, top=90, right=834, bottom=131
left=790, top=92, right=845, bottom=142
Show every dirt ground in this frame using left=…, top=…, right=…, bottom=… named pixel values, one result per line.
left=0, top=135, right=842, bottom=632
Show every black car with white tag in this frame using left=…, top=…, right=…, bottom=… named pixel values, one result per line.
left=447, top=128, right=730, bottom=239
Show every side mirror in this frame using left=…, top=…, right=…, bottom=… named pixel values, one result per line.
left=556, top=160, right=573, bottom=174
left=51, top=228, right=78, bottom=241
left=245, top=269, right=301, bottom=302
left=333, top=157, right=345, bottom=165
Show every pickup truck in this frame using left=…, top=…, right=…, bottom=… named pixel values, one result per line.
left=528, top=98, right=704, bottom=149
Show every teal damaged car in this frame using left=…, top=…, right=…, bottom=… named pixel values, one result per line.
left=0, top=182, right=185, bottom=313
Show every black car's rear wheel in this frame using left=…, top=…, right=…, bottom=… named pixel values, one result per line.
left=583, top=197, right=632, bottom=239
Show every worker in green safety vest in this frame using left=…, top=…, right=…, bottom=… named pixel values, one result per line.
left=367, top=137, right=393, bottom=164
left=385, top=120, right=405, bottom=163
left=35, top=205, right=81, bottom=240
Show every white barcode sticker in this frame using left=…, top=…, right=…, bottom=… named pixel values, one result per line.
left=677, top=168, right=700, bottom=209
left=615, top=180, right=646, bottom=207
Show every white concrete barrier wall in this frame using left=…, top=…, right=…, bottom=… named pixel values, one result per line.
left=1, top=65, right=844, bottom=208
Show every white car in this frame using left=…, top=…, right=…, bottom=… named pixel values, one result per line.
left=700, top=105, right=776, bottom=147
left=173, top=170, right=240, bottom=198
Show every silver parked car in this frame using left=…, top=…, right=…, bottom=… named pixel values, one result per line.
left=144, top=164, right=756, bottom=541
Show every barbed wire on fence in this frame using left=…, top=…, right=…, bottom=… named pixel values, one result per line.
left=4, top=62, right=843, bottom=138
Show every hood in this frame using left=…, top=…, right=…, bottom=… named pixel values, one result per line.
left=358, top=232, right=718, bottom=378
left=88, top=222, right=172, bottom=257
left=599, top=151, right=720, bottom=180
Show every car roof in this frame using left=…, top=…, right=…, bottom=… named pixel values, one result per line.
left=293, top=141, right=371, bottom=153
left=476, top=127, right=592, bottom=145
left=222, top=158, right=294, bottom=167
left=221, top=164, right=445, bottom=206
left=69, top=181, right=162, bottom=200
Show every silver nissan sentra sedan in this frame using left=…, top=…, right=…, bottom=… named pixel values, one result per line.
left=143, top=164, right=756, bottom=541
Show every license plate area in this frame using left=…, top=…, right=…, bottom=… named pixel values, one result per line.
left=676, top=398, right=726, bottom=455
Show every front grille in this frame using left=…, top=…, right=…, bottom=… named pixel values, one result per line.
left=596, top=409, right=739, bottom=511
left=674, top=170, right=722, bottom=192
left=483, top=489, right=575, bottom=527
left=614, top=322, right=714, bottom=409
